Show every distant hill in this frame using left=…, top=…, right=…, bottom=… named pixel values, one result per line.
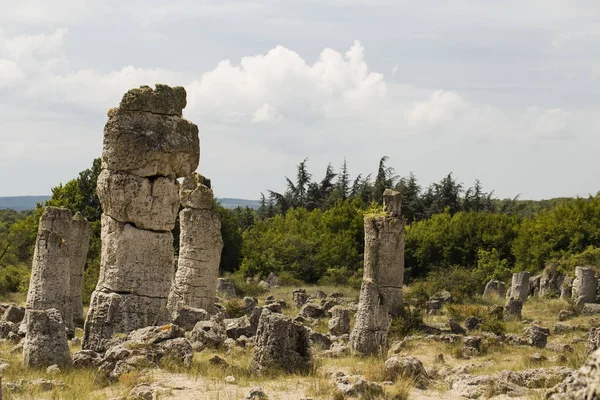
left=0, top=196, right=259, bottom=211
left=217, top=198, right=260, bottom=209
left=0, top=196, right=50, bottom=211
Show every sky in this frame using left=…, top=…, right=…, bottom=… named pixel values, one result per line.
left=0, top=0, right=599, bottom=200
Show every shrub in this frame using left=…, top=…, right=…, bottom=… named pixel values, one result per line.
left=228, top=272, right=267, bottom=297
left=278, top=271, right=304, bottom=286
left=223, top=298, right=246, bottom=318
left=390, top=306, right=424, bottom=338
left=478, top=316, right=506, bottom=335
left=0, top=264, right=30, bottom=293
left=427, top=266, right=483, bottom=302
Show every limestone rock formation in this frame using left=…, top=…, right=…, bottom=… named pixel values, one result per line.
left=361, top=189, right=405, bottom=317
left=83, top=85, right=199, bottom=353
left=69, top=213, right=91, bottom=327
left=571, top=266, right=597, bottom=308
left=547, top=347, right=600, bottom=399
left=587, top=327, right=600, bottom=356
left=539, top=264, right=564, bottom=298
left=509, top=272, right=530, bottom=302
left=23, top=309, right=71, bottom=369
left=96, top=170, right=180, bottom=231
left=167, top=173, right=223, bottom=314
left=25, top=206, right=73, bottom=333
left=560, top=276, right=573, bottom=300
left=483, top=279, right=506, bottom=298
left=350, top=189, right=405, bottom=356
left=216, top=278, right=237, bottom=298
left=249, top=310, right=311, bottom=375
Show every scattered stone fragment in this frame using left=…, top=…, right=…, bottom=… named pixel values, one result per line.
left=448, top=319, right=466, bottom=335
left=524, top=325, right=549, bottom=348
left=299, top=303, right=325, bottom=319
left=384, top=356, right=429, bottom=388
left=328, top=306, right=350, bottom=336
left=464, top=317, right=480, bottom=331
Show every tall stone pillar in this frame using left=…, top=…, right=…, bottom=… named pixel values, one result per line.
left=25, top=207, right=72, bottom=327
left=350, top=189, right=405, bottom=355
left=23, top=207, right=73, bottom=367
left=167, top=173, right=223, bottom=314
left=82, top=85, right=199, bottom=352
left=69, top=212, right=91, bottom=327
left=572, top=266, right=598, bottom=308
left=509, top=272, right=530, bottom=302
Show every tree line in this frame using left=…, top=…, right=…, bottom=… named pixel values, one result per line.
left=0, top=156, right=598, bottom=303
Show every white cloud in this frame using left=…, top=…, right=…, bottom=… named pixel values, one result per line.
left=0, top=59, right=24, bottom=87
left=0, top=28, right=67, bottom=62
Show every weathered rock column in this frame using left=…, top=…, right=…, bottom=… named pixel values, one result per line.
left=572, top=266, right=598, bottom=308
left=509, top=272, right=530, bottom=302
left=350, top=189, right=405, bottom=355
left=23, top=207, right=73, bottom=367
left=82, top=85, right=199, bottom=353
left=25, top=207, right=72, bottom=327
left=167, top=173, right=223, bottom=314
left=69, top=213, right=91, bottom=327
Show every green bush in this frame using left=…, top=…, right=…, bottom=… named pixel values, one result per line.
left=479, top=316, right=506, bottom=335
left=427, top=266, right=483, bottom=303
left=390, top=306, right=424, bottom=337
left=278, top=271, right=304, bottom=286
left=0, top=264, right=30, bottom=293
left=228, top=272, right=267, bottom=297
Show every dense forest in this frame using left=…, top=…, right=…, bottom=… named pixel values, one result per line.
left=1, top=157, right=599, bottom=303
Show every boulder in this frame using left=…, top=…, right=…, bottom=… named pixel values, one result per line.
left=292, top=289, right=309, bottom=308
left=524, top=325, right=549, bottom=348
left=509, top=272, right=530, bottom=302
left=3, top=305, right=25, bottom=323
left=171, top=306, right=210, bottom=331
left=384, top=356, right=429, bottom=388
left=483, top=279, right=506, bottom=298
left=190, top=320, right=227, bottom=350
left=586, top=327, right=600, bottom=356
left=328, top=306, right=350, bottom=336
left=504, top=297, right=523, bottom=320
left=249, top=310, right=312, bottom=375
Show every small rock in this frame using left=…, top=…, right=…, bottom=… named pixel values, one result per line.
left=225, top=375, right=236, bottom=384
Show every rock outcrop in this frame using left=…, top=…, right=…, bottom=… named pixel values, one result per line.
left=571, top=266, right=597, bottom=308
left=167, top=173, right=223, bottom=315
left=83, top=85, right=199, bottom=353
left=350, top=190, right=405, bottom=355
left=548, top=347, right=600, bottom=399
